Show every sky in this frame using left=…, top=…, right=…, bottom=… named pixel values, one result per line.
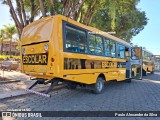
left=132, top=0, right=160, bottom=55
left=0, top=4, right=14, bottom=27
left=0, top=0, right=160, bottom=55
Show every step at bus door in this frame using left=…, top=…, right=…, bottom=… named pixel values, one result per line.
left=130, top=47, right=143, bottom=79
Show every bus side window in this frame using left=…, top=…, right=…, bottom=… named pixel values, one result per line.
left=89, top=34, right=103, bottom=56
left=65, top=25, right=87, bottom=53
left=110, top=40, right=116, bottom=58
left=95, top=36, right=103, bottom=55
left=89, top=34, right=96, bottom=54
left=104, top=38, right=111, bottom=57
left=117, top=44, right=125, bottom=59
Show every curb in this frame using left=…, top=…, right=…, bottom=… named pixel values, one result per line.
left=0, top=80, right=21, bottom=84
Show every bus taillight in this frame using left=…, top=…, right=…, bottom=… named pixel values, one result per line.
left=51, top=58, right=54, bottom=62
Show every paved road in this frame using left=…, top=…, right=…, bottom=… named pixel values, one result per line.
left=1, top=72, right=160, bottom=120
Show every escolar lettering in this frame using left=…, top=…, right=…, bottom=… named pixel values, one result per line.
left=23, top=53, right=48, bottom=65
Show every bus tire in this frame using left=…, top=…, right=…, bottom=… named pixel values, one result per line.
left=132, top=71, right=135, bottom=77
left=92, top=77, right=105, bottom=94
left=125, top=78, right=131, bottom=83
left=67, top=82, right=77, bottom=89
left=142, top=69, right=147, bottom=76
left=151, top=71, right=154, bottom=74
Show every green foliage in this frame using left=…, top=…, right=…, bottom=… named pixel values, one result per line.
left=2, top=0, right=147, bottom=42
left=3, top=24, right=17, bottom=38
left=0, top=29, right=6, bottom=41
left=91, top=0, right=147, bottom=42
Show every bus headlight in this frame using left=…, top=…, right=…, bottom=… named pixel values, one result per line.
left=22, top=48, right=25, bottom=54
left=44, top=44, right=49, bottom=51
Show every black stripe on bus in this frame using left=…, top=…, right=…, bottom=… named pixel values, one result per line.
left=22, top=40, right=49, bottom=46
left=64, top=58, right=126, bottom=70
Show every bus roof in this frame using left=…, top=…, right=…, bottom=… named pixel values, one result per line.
left=22, top=14, right=131, bottom=47
left=57, top=15, right=131, bottom=47
left=142, top=48, right=153, bottom=55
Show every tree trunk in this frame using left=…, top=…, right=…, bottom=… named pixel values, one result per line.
left=83, top=2, right=97, bottom=25
left=70, top=0, right=85, bottom=20
left=1, top=42, right=3, bottom=55
left=7, top=0, right=23, bottom=38
left=7, top=1, right=22, bottom=30
left=50, top=0, right=55, bottom=15
left=16, top=0, right=24, bottom=28
left=29, top=7, right=39, bottom=23
left=30, top=0, right=35, bottom=22
left=9, top=10, right=22, bottom=39
left=10, top=37, right=12, bottom=58
left=39, top=0, right=46, bottom=17
left=63, top=0, right=72, bottom=16
left=20, top=0, right=27, bottom=26
left=1, top=40, right=3, bottom=55
left=79, top=12, right=83, bottom=23
left=75, top=1, right=85, bottom=21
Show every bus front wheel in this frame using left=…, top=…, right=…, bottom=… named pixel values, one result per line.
left=142, top=69, right=147, bottom=76
left=125, top=78, right=131, bottom=83
left=92, top=77, right=105, bottom=94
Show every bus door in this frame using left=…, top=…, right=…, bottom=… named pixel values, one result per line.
left=130, top=47, right=143, bottom=79
left=125, top=47, right=131, bottom=79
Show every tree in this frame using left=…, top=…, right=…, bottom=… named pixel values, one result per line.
left=3, top=24, right=17, bottom=57
left=1, top=0, right=148, bottom=42
left=1, top=0, right=39, bottom=37
left=1, top=0, right=105, bottom=37
left=79, top=0, right=101, bottom=25
left=91, top=0, right=147, bottom=41
left=0, top=29, right=6, bottom=55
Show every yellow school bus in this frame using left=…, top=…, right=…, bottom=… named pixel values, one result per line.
left=142, top=49, right=154, bottom=75
left=131, top=48, right=154, bottom=77
left=21, top=15, right=133, bottom=94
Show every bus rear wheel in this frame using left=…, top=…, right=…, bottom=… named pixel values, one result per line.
left=125, top=78, right=131, bottom=83
left=92, top=77, right=105, bottom=94
left=67, top=82, right=77, bottom=89
left=142, top=69, right=147, bottom=76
